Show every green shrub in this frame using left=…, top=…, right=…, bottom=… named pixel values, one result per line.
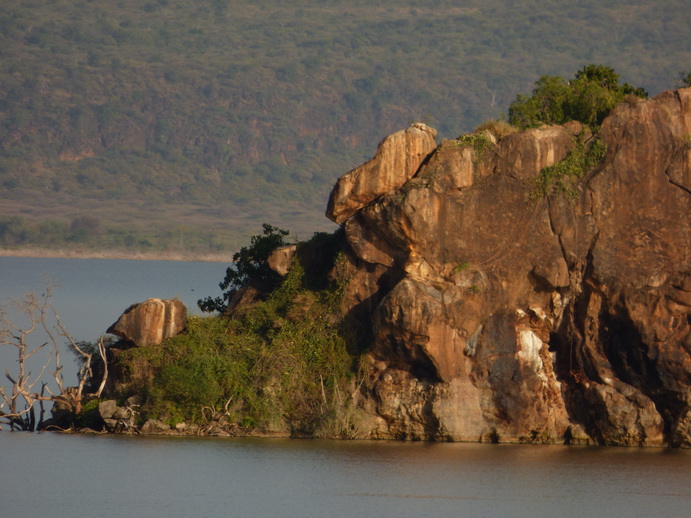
left=119, top=237, right=360, bottom=436
left=509, top=64, right=648, bottom=129
left=74, top=398, right=103, bottom=429
left=198, top=223, right=289, bottom=313
left=531, top=136, right=607, bottom=200
left=453, top=133, right=495, bottom=163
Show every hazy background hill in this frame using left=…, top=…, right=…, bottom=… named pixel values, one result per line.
left=1, top=0, right=689, bottom=256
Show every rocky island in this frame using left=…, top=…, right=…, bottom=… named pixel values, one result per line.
left=5, top=75, right=686, bottom=447
left=86, top=85, right=690, bottom=447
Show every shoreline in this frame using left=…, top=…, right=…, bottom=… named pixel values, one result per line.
left=0, top=247, right=230, bottom=263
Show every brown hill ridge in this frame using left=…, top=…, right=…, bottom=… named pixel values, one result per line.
left=325, top=88, right=690, bottom=446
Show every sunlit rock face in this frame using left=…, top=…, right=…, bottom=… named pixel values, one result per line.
left=330, top=88, right=691, bottom=446
left=326, top=123, right=438, bottom=224
left=107, top=298, right=187, bottom=347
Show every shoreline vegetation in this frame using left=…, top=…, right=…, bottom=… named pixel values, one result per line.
left=0, top=247, right=229, bottom=262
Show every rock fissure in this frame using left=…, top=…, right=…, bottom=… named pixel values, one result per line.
left=664, top=171, right=691, bottom=195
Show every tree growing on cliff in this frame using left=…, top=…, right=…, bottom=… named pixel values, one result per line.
left=198, top=224, right=290, bottom=313
left=0, top=287, right=108, bottom=430
left=509, top=64, right=648, bottom=129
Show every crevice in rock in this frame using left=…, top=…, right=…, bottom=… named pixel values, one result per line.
left=664, top=174, right=691, bottom=195
left=546, top=198, right=570, bottom=266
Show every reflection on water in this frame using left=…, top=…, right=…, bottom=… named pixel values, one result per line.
left=2, top=433, right=689, bottom=518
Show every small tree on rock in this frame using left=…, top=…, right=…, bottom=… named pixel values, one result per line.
left=198, top=224, right=289, bottom=313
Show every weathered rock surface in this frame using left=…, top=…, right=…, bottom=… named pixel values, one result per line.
left=107, top=298, right=187, bottom=347
left=267, top=244, right=298, bottom=276
left=326, top=123, right=437, bottom=224
left=140, top=418, right=173, bottom=435
left=329, top=88, right=691, bottom=446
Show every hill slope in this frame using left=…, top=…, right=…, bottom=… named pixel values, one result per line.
left=1, top=0, right=689, bottom=254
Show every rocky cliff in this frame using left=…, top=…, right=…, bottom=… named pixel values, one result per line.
left=325, top=88, right=690, bottom=447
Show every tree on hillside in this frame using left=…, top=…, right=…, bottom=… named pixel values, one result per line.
left=509, top=64, right=648, bottom=129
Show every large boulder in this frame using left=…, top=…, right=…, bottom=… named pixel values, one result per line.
left=267, top=244, right=297, bottom=276
left=107, top=298, right=187, bottom=347
left=330, top=87, right=691, bottom=446
left=326, top=123, right=437, bottom=224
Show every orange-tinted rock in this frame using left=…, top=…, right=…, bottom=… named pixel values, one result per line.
left=267, top=244, right=297, bottom=276
left=331, top=88, right=691, bottom=446
left=107, top=298, right=187, bottom=347
left=325, top=123, right=437, bottom=224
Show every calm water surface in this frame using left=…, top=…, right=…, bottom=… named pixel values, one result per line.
left=0, top=256, right=228, bottom=339
left=1, top=433, right=689, bottom=518
left=1, top=258, right=690, bottom=517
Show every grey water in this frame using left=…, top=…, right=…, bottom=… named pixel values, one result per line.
left=1, top=432, right=689, bottom=518
left=1, top=257, right=690, bottom=517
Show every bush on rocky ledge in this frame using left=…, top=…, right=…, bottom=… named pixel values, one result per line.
left=112, top=232, right=366, bottom=437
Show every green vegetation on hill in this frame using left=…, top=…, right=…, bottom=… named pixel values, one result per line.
left=508, top=65, right=646, bottom=200
left=1, top=0, right=689, bottom=253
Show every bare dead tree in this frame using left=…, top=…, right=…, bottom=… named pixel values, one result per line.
left=0, top=286, right=108, bottom=431
left=0, top=292, right=51, bottom=430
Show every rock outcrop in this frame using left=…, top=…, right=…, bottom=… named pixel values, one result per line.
left=107, top=298, right=187, bottom=347
left=327, top=90, right=691, bottom=447
left=326, top=123, right=437, bottom=224
left=267, top=244, right=298, bottom=276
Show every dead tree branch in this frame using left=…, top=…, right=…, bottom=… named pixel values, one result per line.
left=0, top=286, right=109, bottom=430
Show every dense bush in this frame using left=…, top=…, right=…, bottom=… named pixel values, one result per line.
left=198, top=224, right=289, bottom=313
left=120, top=254, right=360, bottom=435
left=509, top=64, right=648, bottom=129
left=531, top=137, right=608, bottom=199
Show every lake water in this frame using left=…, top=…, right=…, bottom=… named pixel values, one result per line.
left=1, top=432, right=690, bottom=518
left=1, top=257, right=690, bottom=517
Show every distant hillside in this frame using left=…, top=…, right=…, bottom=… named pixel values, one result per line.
left=1, top=0, right=689, bottom=255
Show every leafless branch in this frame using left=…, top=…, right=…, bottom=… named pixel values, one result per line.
left=0, top=285, right=109, bottom=430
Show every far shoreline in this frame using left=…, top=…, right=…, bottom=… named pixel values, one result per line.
left=0, top=247, right=230, bottom=263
